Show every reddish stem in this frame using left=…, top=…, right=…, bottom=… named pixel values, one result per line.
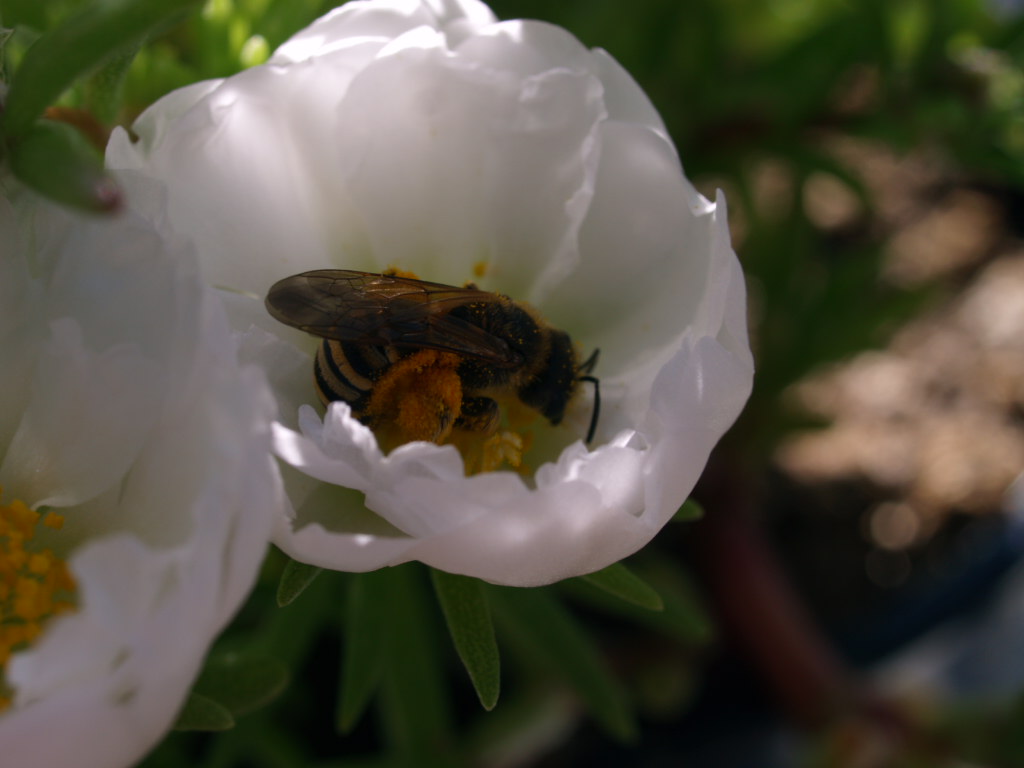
left=695, top=471, right=855, bottom=728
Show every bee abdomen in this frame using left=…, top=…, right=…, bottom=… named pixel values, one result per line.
left=314, top=340, right=398, bottom=412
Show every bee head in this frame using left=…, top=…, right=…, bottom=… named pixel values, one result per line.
left=518, top=334, right=600, bottom=443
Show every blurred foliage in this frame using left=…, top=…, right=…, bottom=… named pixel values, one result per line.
left=4, top=0, right=1024, bottom=766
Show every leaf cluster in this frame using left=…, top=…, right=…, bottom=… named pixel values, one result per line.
left=144, top=534, right=711, bottom=768
left=0, top=0, right=329, bottom=209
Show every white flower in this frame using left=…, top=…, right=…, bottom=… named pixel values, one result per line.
left=0, top=176, right=278, bottom=767
left=106, top=0, right=753, bottom=586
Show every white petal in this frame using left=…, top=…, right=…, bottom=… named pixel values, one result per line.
left=326, top=30, right=605, bottom=294
left=0, top=319, right=160, bottom=508
left=0, top=197, right=51, bottom=458
left=108, top=69, right=335, bottom=295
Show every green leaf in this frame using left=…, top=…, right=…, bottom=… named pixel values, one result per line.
left=0, top=0, right=47, bottom=30
left=377, top=565, right=456, bottom=766
left=430, top=569, right=501, bottom=710
left=276, top=557, right=323, bottom=607
left=173, top=691, right=235, bottom=732
left=336, top=571, right=385, bottom=734
left=489, top=586, right=636, bottom=742
left=84, top=43, right=139, bottom=124
left=6, top=119, right=120, bottom=212
left=192, top=652, right=289, bottom=718
left=673, top=498, right=705, bottom=522
left=2, top=0, right=203, bottom=137
left=579, top=562, right=664, bottom=612
left=562, top=556, right=714, bottom=645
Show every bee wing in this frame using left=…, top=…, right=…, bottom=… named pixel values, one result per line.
left=265, top=270, right=518, bottom=365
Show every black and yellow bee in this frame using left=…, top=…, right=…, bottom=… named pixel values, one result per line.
left=265, top=269, right=600, bottom=450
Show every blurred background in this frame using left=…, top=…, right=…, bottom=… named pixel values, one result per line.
left=5, top=0, right=1024, bottom=765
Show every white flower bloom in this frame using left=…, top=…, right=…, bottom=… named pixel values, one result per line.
left=0, top=177, right=278, bottom=767
left=106, top=0, right=753, bottom=586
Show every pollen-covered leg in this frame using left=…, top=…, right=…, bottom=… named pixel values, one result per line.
left=364, top=350, right=463, bottom=450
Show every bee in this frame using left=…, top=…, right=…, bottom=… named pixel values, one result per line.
left=265, top=269, right=600, bottom=450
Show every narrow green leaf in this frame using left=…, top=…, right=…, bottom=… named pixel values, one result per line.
left=378, top=565, right=456, bottom=766
left=336, top=571, right=385, bottom=733
left=276, top=557, right=323, bottom=607
left=173, top=691, right=235, bottom=732
left=579, top=562, right=664, bottom=612
left=562, top=556, right=714, bottom=645
left=2, top=0, right=202, bottom=137
left=191, top=652, right=289, bottom=718
left=0, top=0, right=46, bottom=29
left=84, top=43, right=139, bottom=125
left=673, top=498, right=705, bottom=522
left=7, top=120, right=120, bottom=212
left=430, top=569, right=501, bottom=710
left=0, top=27, right=12, bottom=78
left=489, top=586, right=636, bottom=742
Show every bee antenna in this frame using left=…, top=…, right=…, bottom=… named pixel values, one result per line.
left=579, top=374, right=600, bottom=444
left=576, top=349, right=600, bottom=444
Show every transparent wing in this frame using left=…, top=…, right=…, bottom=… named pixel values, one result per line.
left=265, top=270, right=517, bottom=365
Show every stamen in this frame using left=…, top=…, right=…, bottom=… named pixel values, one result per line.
left=0, top=492, right=77, bottom=711
left=449, top=425, right=532, bottom=475
left=479, top=431, right=524, bottom=473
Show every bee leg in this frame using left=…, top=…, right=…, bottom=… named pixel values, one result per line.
left=455, top=396, right=500, bottom=435
left=365, top=349, right=463, bottom=449
left=449, top=397, right=525, bottom=473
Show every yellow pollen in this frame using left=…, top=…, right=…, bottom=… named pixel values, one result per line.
left=42, top=511, right=64, bottom=531
left=382, top=266, right=421, bottom=279
left=479, top=431, right=524, bottom=473
left=365, top=349, right=464, bottom=451
left=448, top=420, right=533, bottom=476
left=0, top=492, right=76, bottom=712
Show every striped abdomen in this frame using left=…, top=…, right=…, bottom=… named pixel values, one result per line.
left=314, top=339, right=401, bottom=415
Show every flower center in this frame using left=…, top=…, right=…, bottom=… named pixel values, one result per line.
left=0, top=492, right=77, bottom=711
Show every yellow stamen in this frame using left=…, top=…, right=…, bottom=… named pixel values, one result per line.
left=42, top=511, right=64, bottom=531
left=448, top=424, right=533, bottom=475
left=0, top=491, right=77, bottom=712
left=479, top=430, right=524, bottom=473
